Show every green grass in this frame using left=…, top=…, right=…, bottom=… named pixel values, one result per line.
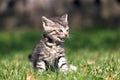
left=0, top=28, right=120, bottom=80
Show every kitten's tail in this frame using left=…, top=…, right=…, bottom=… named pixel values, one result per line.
left=28, top=54, right=33, bottom=62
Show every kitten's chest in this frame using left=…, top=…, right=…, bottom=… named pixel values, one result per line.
left=45, top=43, right=64, bottom=62
left=49, top=44, right=63, bottom=57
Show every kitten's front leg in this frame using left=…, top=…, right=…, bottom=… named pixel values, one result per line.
left=34, top=60, right=46, bottom=73
left=57, top=56, right=69, bottom=73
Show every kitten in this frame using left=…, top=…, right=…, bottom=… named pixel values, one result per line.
left=29, top=14, right=77, bottom=73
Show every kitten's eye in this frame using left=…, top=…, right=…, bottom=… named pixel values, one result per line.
left=66, top=29, right=69, bottom=32
left=58, top=29, right=63, bottom=32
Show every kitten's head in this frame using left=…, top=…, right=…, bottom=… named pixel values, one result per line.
left=42, top=14, right=69, bottom=42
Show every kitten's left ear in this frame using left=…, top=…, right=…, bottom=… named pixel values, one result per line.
left=42, top=16, right=55, bottom=31
left=61, top=14, right=68, bottom=23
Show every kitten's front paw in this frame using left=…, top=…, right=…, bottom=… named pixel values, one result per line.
left=69, top=65, right=77, bottom=72
left=60, top=69, right=69, bottom=74
left=38, top=69, right=45, bottom=73
left=60, top=66, right=69, bottom=74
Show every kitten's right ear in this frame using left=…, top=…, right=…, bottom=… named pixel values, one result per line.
left=60, top=14, right=68, bottom=23
left=42, top=16, right=54, bottom=27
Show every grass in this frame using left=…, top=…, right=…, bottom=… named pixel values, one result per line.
left=0, top=28, right=120, bottom=80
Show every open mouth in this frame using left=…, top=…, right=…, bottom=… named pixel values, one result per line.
left=57, top=37, right=65, bottom=41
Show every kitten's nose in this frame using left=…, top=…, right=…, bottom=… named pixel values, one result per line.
left=65, top=34, right=67, bottom=38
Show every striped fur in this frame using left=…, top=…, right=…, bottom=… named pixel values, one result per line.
left=29, top=14, right=74, bottom=73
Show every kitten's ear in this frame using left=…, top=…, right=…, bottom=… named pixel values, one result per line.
left=60, top=14, right=68, bottom=23
left=42, top=16, right=54, bottom=31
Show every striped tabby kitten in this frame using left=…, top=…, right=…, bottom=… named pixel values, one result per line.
left=29, top=14, right=76, bottom=73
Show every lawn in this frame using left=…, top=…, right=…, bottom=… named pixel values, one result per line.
left=0, top=28, right=120, bottom=80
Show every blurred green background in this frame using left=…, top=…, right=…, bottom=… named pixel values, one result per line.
left=0, top=27, right=120, bottom=56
